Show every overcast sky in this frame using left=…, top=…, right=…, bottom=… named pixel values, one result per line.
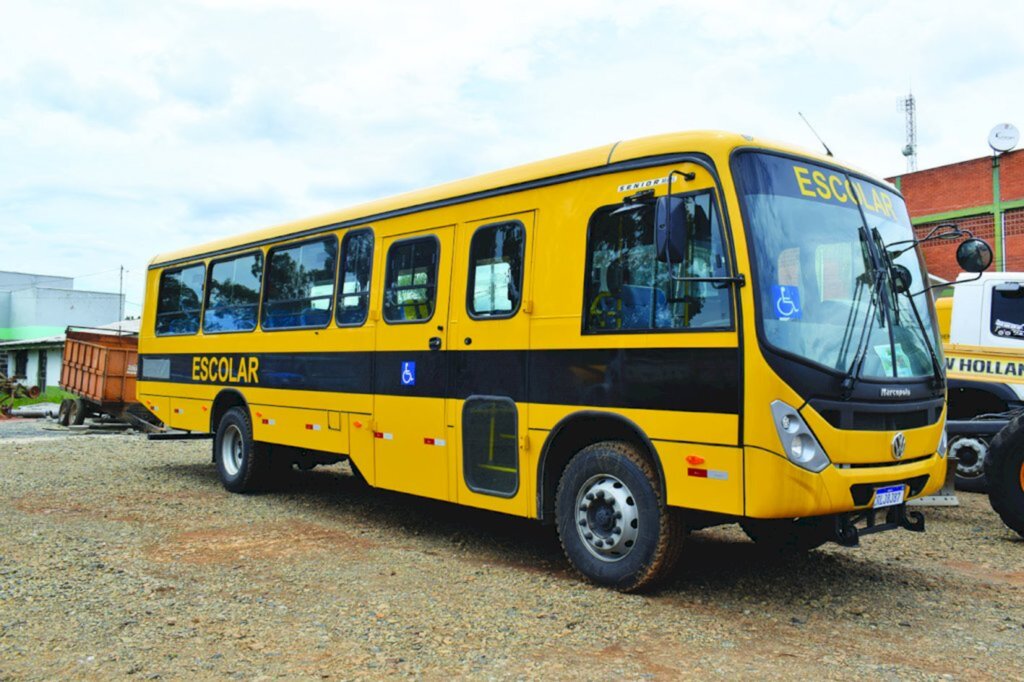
left=2, top=0, right=1022, bottom=316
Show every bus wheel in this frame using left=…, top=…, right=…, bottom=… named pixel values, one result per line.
left=214, top=406, right=270, bottom=493
left=985, top=416, right=1024, bottom=539
left=740, top=516, right=833, bottom=552
left=555, top=441, right=683, bottom=592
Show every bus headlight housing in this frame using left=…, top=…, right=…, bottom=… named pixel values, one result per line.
left=770, top=401, right=830, bottom=473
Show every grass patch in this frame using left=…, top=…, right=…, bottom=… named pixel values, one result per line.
left=8, top=387, right=75, bottom=409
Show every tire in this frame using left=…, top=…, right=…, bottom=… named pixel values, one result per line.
left=214, top=406, right=271, bottom=493
left=57, top=399, right=72, bottom=427
left=985, top=415, right=1024, bottom=538
left=555, top=441, right=684, bottom=592
left=951, top=437, right=989, bottom=492
left=70, top=398, right=87, bottom=426
left=740, top=516, right=834, bottom=552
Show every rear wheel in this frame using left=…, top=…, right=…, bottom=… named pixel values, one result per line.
left=985, top=416, right=1024, bottom=538
left=57, top=399, right=72, bottom=427
left=555, top=441, right=683, bottom=592
left=740, top=516, right=834, bottom=552
left=69, top=398, right=88, bottom=426
left=215, top=406, right=271, bottom=493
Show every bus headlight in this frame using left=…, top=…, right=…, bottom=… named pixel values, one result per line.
left=770, top=400, right=830, bottom=473
left=937, top=429, right=948, bottom=458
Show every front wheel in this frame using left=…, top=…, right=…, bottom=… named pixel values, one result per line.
left=555, top=441, right=683, bottom=592
left=214, top=406, right=271, bottom=493
left=985, top=416, right=1024, bottom=538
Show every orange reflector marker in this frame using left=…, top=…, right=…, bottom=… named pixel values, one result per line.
left=353, top=421, right=363, bottom=429
left=686, top=455, right=705, bottom=465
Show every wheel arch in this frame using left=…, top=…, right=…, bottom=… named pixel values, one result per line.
left=947, top=378, right=1021, bottom=420
left=535, top=410, right=665, bottom=523
left=210, top=389, right=249, bottom=460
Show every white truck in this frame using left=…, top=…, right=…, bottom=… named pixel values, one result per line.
left=940, top=272, right=1024, bottom=537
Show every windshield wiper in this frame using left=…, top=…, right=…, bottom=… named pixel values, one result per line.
left=840, top=265, right=884, bottom=397
left=875, top=229, right=945, bottom=389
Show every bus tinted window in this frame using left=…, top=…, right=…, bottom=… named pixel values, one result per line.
left=203, top=252, right=263, bottom=334
left=584, top=192, right=731, bottom=332
left=156, top=264, right=205, bottom=336
left=467, top=222, right=525, bottom=318
left=262, top=237, right=337, bottom=330
left=383, top=237, right=438, bottom=323
left=336, top=229, right=374, bottom=326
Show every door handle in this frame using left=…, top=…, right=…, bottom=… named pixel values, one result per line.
left=429, top=336, right=442, bottom=351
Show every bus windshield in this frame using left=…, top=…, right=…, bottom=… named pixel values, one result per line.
left=734, top=152, right=938, bottom=380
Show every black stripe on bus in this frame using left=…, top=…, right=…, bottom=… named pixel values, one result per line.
left=140, top=347, right=739, bottom=414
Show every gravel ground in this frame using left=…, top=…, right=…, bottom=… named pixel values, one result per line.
left=1, top=419, right=1022, bottom=680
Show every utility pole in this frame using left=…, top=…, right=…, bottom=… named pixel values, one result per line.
left=119, top=266, right=125, bottom=321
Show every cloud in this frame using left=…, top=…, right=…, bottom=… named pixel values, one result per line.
left=1, top=0, right=1024, bottom=318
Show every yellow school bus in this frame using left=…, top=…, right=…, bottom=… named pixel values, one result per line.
left=138, top=130, right=987, bottom=591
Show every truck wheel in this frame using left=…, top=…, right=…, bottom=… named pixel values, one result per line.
left=70, top=398, right=88, bottom=426
left=951, top=436, right=989, bottom=492
left=555, top=441, right=683, bottom=592
left=985, top=416, right=1024, bottom=538
left=214, top=406, right=271, bottom=493
left=740, top=516, right=834, bottom=552
left=57, top=399, right=72, bottom=426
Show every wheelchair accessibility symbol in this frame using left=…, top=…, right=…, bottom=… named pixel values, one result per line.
left=401, top=361, right=416, bottom=386
left=771, top=285, right=801, bottom=320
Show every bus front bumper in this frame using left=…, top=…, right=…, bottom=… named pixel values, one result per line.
left=744, top=446, right=948, bottom=519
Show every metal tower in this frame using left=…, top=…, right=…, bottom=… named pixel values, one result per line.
left=900, top=92, right=917, bottom=172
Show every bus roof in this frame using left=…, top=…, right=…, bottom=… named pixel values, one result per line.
left=149, top=129, right=851, bottom=268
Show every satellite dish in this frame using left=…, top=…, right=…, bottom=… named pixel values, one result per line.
left=989, top=123, right=1019, bottom=153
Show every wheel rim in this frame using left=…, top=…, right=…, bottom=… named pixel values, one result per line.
left=575, top=474, right=640, bottom=562
left=221, top=424, right=244, bottom=477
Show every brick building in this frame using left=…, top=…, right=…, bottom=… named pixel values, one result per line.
left=888, top=148, right=1024, bottom=280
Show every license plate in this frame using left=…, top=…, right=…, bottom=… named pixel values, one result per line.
left=873, top=484, right=905, bottom=508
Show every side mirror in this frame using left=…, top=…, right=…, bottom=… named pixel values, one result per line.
left=891, top=264, right=913, bottom=294
left=655, top=195, right=689, bottom=263
left=956, top=238, right=993, bottom=273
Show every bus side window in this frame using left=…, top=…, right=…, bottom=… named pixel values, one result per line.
left=336, top=229, right=374, bottom=327
left=156, top=263, right=205, bottom=336
left=383, top=237, right=439, bottom=323
left=203, top=251, right=263, bottom=334
left=583, top=191, right=731, bottom=332
left=261, top=237, right=337, bottom=330
left=466, top=221, right=525, bottom=319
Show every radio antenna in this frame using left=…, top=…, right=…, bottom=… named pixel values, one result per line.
left=798, top=111, right=833, bottom=157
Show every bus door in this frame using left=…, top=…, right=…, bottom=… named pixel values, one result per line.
left=373, top=225, right=455, bottom=501
left=447, top=212, right=534, bottom=515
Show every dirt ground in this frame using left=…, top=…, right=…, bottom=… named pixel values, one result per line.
left=1, top=419, right=1022, bottom=680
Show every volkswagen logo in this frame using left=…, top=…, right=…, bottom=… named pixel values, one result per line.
left=891, top=432, right=907, bottom=460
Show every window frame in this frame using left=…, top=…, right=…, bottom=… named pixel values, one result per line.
left=335, top=228, right=375, bottom=328
left=382, top=235, right=441, bottom=325
left=465, top=220, right=526, bottom=321
left=155, top=262, right=207, bottom=337
left=461, top=395, right=520, bottom=498
left=580, top=188, right=734, bottom=336
left=201, top=249, right=265, bottom=335
left=260, top=235, right=339, bottom=332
